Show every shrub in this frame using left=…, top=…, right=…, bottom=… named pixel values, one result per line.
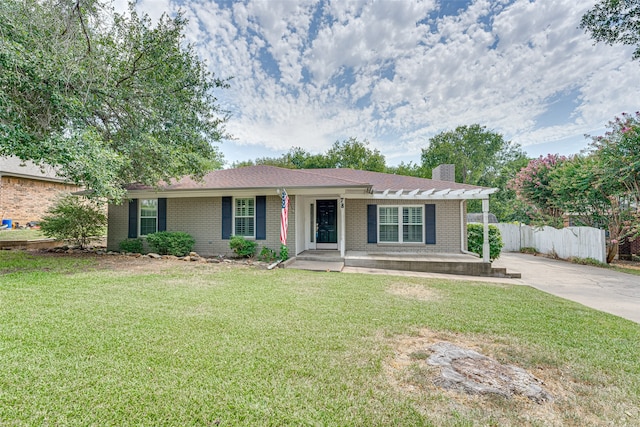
left=279, top=244, right=289, bottom=261
left=119, top=238, right=144, bottom=254
left=467, top=223, right=503, bottom=261
left=258, top=247, right=278, bottom=262
left=569, top=257, right=608, bottom=267
left=229, top=235, right=256, bottom=258
left=146, top=231, right=195, bottom=256
left=520, top=247, right=538, bottom=255
left=40, top=195, right=107, bottom=249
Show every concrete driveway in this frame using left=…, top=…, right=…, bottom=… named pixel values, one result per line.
left=493, top=253, right=640, bottom=324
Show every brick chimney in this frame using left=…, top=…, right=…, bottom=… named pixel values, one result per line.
left=432, top=164, right=455, bottom=182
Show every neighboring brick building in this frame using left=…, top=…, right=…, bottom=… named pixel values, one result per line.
left=0, top=156, right=80, bottom=227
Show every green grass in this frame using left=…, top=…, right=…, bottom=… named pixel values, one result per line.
left=1, top=251, right=639, bottom=426
left=0, top=229, right=45, bottom=241
left=610, top=264, right=640, bottom=276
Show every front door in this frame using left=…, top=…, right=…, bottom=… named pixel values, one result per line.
left=316, top=199, right=338, bottom=249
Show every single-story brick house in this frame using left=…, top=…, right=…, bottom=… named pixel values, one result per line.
left=0, top=156, right=80, bottom=227
left=107, top=164, right=497, bottom=261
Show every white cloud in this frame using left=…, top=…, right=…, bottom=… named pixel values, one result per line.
left=117, top=0, right=640, bottom=164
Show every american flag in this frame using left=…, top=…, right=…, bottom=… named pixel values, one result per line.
left=280, top=189, right=289, bottom=245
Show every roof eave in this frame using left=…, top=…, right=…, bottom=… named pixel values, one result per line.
left=123, top=184, right=373, bottom=199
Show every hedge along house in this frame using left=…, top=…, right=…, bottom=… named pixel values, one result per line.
left=107, top=164, right=498, bottom=265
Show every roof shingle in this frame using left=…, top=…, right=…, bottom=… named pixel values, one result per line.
left=126, top=165, right=488, bottom=193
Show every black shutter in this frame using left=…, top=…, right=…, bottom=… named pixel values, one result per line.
left=367, top=204, right=377, bottom=243
left=255, top=196, right=266, bottom=240
left=222, top=196, right=232, bottom=239
left=158, top=198, right=167, bottom=232
left=425, top=204, right=436, bottom=244
left=128, top=199, right=138, bottom=238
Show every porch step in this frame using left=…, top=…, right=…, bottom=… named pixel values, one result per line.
left=490, top=267, right=521, bottom=279
left=296, top=251, right=344, bottom=263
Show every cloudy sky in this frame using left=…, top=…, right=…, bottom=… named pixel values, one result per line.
left=117, top=0, right=639, bottom=166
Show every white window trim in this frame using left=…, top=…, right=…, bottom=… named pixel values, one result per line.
left=139, top=198, right=158, bottom=237
left=377, top=205, right=424, bottom=244
left=233, top=196, right=256, bottom=238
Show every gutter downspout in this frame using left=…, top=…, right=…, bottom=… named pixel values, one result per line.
left=460, top=199, right=479, bottom=257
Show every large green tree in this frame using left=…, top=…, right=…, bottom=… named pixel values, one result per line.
left=590, top=112, right=640, bottom=202
left=421, top=125, right=525, bottom=184
left=510, top=114, right=640, bottom=262
left=510, top=154, right=568, bottom=228
left=580, top=0, right=640, bottom=60
left=589, top=112, right=640, bottom=261
left=325, top=137, right=386, bottom=171
left=0, top=0, right=229, bottom=200
left=235, top=138, right=385, bottom=171
left=420, top=124, right=529, bottom=220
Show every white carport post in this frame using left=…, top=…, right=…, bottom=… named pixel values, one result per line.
left=482, top=198, right=490, bottom=263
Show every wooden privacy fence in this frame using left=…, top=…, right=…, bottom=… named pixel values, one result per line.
left=496, top=223, right=606, bottom=264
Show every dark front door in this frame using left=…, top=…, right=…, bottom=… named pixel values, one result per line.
left=316, top=199, right=337, bottom=245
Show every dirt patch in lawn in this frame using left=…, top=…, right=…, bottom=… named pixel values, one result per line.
left=386, top=282, right=441, bottom=301
left=382, top=328, right=611, bottom=426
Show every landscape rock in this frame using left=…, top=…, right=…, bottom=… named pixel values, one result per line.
left=427, top=342, right=553, bottom=403
left=148, top=253, right=162, bottom=259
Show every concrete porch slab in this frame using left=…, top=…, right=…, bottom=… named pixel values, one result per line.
left=344, top=251, right=495, bottom=276
left=287, top=251, right=519, bottom=278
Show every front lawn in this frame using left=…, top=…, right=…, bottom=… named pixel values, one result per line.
left=1, top=251, right=638, bottom=426
left=0, top=229, right=45, bottom=241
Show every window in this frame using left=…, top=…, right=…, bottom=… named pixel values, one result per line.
left=139, top=199, right=158, bottom=236
left=403, top=206, right=423, bottom=243
left=378, top=206, right=423, bottom=243
left=379, top=207, right=399, bottom=242
left=235, top=197, right=255, bottom=237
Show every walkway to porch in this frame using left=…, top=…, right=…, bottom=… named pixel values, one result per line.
left=286, top=250, right=520, bottom=278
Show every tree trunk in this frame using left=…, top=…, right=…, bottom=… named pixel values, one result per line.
left=606, top=243, right=617, bottom=264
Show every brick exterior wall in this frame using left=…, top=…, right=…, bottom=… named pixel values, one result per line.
left=0, top=176, right=80, bottom=226
left=345, top=198, right=463, bottom=253
left=109, top=194, right=465, bottom=255
left=107, top=195, right=296, bottom=257
left=107, top=202, right=129, bottom=251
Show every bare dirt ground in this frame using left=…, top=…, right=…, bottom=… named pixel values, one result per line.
left=34, top=249, right=269, bottom=274
left=382, top=329, right=605, bottom=427
left=611, top=259, right=640, bottom=271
